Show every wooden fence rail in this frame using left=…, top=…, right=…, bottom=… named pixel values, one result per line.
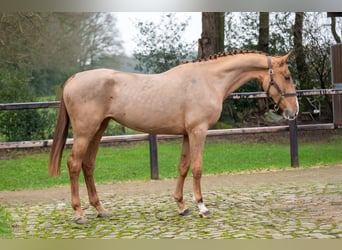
left=0, top=123, right=334, bottom=150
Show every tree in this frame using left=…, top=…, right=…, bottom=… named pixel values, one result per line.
left=222, top=12, right=342, bottom=122
left=0, top=12, right=123, bottom=141
left=328, top=13, right=342, bottom=43
left=0, top=13, right=50, bottom=141
left=198, top=12, right=224, bottom=58
left=29, top=13, right=123, bottom=95
left=302, top=12, right=336, bottom=116
left=257, top=12, right=270, bottom=112
left=0, top=12, right=123, bottom=96
left=331, top=16, right=342, bottom=43
left=133, top=13, right=196, bottom=74
left=258, top=12, right=269, bottom=53
left=294, top=12, right=310, bottom=89
left=269, top=12, right=295, bottom=55
left=224, top=12, right=259, bottom=51
left=75, top=13, right=123, bottom=68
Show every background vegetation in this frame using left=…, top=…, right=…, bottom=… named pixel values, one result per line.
left=0, top=12, right=341, bottom=142
left=0, top=206, right=12, bottom=238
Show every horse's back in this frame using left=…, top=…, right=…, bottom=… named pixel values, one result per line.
left=62, top=67, right=220, bottom=135
left=62, top=68, right=188, bottom=134
left=63, top=68, right=119, bottom=97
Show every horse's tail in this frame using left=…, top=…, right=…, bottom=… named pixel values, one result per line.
left=48, top=89, right=69, bottom=176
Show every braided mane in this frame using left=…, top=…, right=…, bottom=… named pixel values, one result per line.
left=181, top=49, right=267, bottom=64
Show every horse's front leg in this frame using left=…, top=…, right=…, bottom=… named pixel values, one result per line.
left=174, top=135, right=191, bottom=215
left=189, top=128, right=212, bottom=218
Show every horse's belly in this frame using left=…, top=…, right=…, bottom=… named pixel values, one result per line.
left=112, top=110, right=186, bottom=135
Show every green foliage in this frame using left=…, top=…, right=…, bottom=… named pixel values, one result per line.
left=0, top=110, right=50, bottom=142
left=133, top=13, right=196, bottom=73
left=224, top=12, right=341, bottom=120
left=0, top=69, right=51, bottom=141
left=0, top=12, right=123, bottom=141
left=0, top=69, right=34, bottom=103
left=212, top=121, right=233, bottom=129
left=0, top=206, right=12, bottom=238
left=30, top=68, right=71, bottom=97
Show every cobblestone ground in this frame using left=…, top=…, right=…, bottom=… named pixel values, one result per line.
left=4, top=178, right=342, bottom=239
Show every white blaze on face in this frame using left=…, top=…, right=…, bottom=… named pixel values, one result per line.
left=284, top=97, right=299, bottom=120
left=295, top=98, right=299, bottom=116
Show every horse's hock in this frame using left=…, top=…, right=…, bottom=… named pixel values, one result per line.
left=331, top=43, right=342, bottom=128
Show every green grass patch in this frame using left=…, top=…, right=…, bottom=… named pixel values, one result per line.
left=0, top=135, right=342, bottom=191
left=0, top=206, right=12, bottom=238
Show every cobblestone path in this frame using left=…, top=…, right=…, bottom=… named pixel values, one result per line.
left=2, top=166, right=342, bottom=239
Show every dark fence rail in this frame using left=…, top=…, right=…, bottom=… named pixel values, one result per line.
left=0, top=101, right=60, bottom=110
left=228, top=89, right=342, bottom=99
left=1, top=89, right=342, bottom=179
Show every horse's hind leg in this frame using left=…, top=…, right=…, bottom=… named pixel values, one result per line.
left=67, top=136, right=91, bottom=224
left=82, top=118, right=111, bottom=218
left=174, top=135, right=191, bottom=215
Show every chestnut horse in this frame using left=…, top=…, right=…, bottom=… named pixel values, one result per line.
left=49, top=50, right=298, bottom=224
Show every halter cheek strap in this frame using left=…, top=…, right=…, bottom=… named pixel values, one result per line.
left=266, top=56, right=297, bottom=110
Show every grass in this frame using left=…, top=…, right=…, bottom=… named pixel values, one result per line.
left=0, top=134, right=342, bottom=191
left=0, top=206, right=12, bottom=238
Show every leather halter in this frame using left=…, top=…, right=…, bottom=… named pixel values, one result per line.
left=266, top=56, right=297, bottom=111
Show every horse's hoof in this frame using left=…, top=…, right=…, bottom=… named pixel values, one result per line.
left=97, top=211, right=113, bottom=218
left=199, top=210, right=212, bottom=218
left=75, top=216, right=89, bottom=224
left=179, top=208, right=190, bottom=216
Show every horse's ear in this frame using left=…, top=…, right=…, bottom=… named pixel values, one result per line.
left=283, top=51, right=292, bottom=62
left=277, top=51, right=292, bottom=67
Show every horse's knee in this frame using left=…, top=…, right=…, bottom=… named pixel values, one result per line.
left=67, top=156, right=81, bottom=176
left=67, top=156, right=74, bottom=171
left=179, top=165, right=190, bottom=178
left=178, top=154, right=190, bottom=175
left=192, top=167, right=202, bottom=179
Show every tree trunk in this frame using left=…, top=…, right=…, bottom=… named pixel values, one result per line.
left=294, top=12, right=309, bottom=89
left=257, top=12, right=269, bottom=112
left=258, top=12, right=269, bottom=54
left=331, top=16, right=341, bottom=43
left=198, top=12, right=224, bottom=59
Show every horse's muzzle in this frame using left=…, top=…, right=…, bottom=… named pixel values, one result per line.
left=284, top=109, right=299, bottom=121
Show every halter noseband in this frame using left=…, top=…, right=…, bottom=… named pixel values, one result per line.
left=266, top=56, right=297, bottom=111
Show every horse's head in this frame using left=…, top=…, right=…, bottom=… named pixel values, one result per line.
left=262, top=52, right=299, bottom=120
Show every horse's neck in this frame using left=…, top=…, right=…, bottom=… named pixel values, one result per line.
left=205, top=54, right=268, bottom=101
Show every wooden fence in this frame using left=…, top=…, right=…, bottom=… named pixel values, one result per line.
left=1, top=89, right=342, bottom=179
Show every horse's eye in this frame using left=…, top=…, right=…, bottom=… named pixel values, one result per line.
left=284, top=76, right=291, bottom=81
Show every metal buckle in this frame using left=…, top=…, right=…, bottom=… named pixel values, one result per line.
left=274, top=104, right=280, bottom=112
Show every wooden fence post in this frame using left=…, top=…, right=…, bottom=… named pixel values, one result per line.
left=331, top=44, right=342, bottom=128
left=289, top=119, right=299, bottom=167
left=149, top=134, right=159, bottom=180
